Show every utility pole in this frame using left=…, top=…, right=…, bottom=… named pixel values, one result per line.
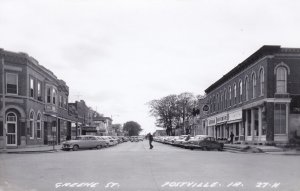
left=2, top=57, right=6, bottom=151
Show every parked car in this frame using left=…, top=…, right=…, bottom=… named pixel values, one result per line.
left=130, top=136, right=139, bottom=142
left=62, top=135, right=105, bottom=151
left=102, top=136, right=118, bottom=146
left=173, top=135, right=188, bottom=146
left=183, top=135, right=209, bottom=146
left=95, top=136, right=110, bottom=147
left=186, top=136, right=224, bottom=151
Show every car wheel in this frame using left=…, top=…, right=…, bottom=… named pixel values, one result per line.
left=72, top=145, right=79, bottom=151
left=96, top=145, right=101, bottom=149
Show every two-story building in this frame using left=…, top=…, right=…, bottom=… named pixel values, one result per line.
left=0, top=49, right=75, bottom=148
left=201, top=45, right=300, bottom=144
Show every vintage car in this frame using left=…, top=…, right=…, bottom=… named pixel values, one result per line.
left=173, top=135, right=188, bottom=146
left=183, top=135, right=209, bottom=146
left=62, top=135, right=106, bottom=151
left=185, top=136, right=224, bottom=151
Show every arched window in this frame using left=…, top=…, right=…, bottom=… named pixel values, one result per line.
left=6, top=112, right=17, bottom=145
left=29, top=111, right=35, bottom=139
left=259, top=68, right=264, bottom=95
left=239, top=80, right=243, bottom=102
left=233, top=83, right=237, bottom=104
left=213, top=95, right=216, bottom=112
left=220, top=91, right=223, bottom=111
left=228, top=86, right=232, bottom=107
left=252, top=72, right=256, bottom=98
left=36, top=113, right=42, bottom=139
left=276, top=67, right=287, bottom=93
left=224, top=89, right=227, bottom=108
left=216, top=93, right=219, bottom=111
left=245, top=76, right=249, bottom=101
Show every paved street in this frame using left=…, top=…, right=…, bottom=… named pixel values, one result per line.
left=0, top=141, right=300, bottom=191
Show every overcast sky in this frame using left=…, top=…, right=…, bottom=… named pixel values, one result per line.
left=1, top=0, right=299, bottom=134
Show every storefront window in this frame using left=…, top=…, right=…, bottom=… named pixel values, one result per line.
left=29, top=111, right=35, bottom=139
left=247, top=110, right=251, bottom=136
left=254, top=109, right=259, bottom=136
left=36, top=113, right=41, bottom=139
left=274, top=104, right=287, bottom=134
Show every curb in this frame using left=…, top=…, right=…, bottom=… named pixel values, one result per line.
left=0, top=149, right=59, bottom=154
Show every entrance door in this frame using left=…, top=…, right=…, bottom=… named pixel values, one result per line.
left=6, top=112, right=17, bottom=146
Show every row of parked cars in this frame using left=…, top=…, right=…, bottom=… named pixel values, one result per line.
left=62, top=135, right=130, bottom=151
left=154, top=135, right=224, bottom=151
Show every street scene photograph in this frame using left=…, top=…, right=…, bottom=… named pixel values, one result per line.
left=0, top=0, right=300, bottom=191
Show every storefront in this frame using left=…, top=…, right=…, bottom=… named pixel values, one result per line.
left=215, top=113, right=228, bottom=140
left=81, top=126, right=97, bottom=135
left=227, top=109, right=243, bottom=141
left=207, top=117, right=216, bottom=137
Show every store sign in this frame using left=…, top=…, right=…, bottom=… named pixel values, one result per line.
left=207, top=117, right=216, bottom=126
left=228, top=110, right=242, bottom=121
left=82, top=126, right=97, bottom=132
left=216, top=114, right=228, bottom=124
left=202, top=105, right=210, bottom=112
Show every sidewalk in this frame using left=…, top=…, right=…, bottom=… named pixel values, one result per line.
left=224, top=143, right=300, bottom=155
left=0, top=145, right=61, bottom=154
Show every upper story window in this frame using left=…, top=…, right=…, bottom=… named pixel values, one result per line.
left=6, top=73, right=18, bottom=94
left=259, top=68, right=264, bottom=96
left=233, top=83, right=237, bottom=104
left=252, top=72, right=256, bottom=99
left=245, top=76, right=249, bottom=101
left=224, top=89, right=227, bottom=109
left=47, top=87, right=51, bottom=103
left=216, top=93, right=219, bottom=111
left=276, top=67, right=287, bottom=93
left=30, top=78, right=34, bottom=98
left=228, top=86, right=232, bottom=107
left=52, top=89, right=57, bottom=104
left=220, top=92, right=223, bottom=111
left=213, top=96, right=216, bottom=112
left=239, top=80, right=243, bottom=103
left=37, top=81, right=42, bottom=101
left=59, top=95, right=62, bottom=107
left=64, top=97, right=68, bottom=109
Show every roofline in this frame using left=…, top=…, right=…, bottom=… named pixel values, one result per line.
left=204, top=45, right=281, bottom=94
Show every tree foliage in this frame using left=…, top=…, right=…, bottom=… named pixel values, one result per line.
left=148, top=92, right=202, bottom=135
left=123, top=121, right=143, bottom=136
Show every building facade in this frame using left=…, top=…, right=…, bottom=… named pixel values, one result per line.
left=0, top=49, right=76, bottom=148
left=201, top=46, right=300, bottom=144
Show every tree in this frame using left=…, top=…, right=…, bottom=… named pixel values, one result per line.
left=148, top=95, right=178, bottom=136
left=123, top=121, right=143, bottom=136
left=148, top=92, right=200, bottom=136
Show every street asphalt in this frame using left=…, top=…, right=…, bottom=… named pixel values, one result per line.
left=0, top=140, right=300, bottom=191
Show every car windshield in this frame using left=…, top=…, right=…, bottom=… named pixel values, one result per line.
left=75, top=137, right=83, bottom=140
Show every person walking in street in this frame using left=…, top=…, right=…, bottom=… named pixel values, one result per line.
left=149, top=133, right=153, bottom=149
left=230, top=132, right=234, bottom=144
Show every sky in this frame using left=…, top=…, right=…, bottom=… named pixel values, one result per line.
left=1, top=0, right=300, bottom=134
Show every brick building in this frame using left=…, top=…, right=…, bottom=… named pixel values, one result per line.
left=0, top=49, right=76, bottom=148
left=200, top=45, right=300, bottom=144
